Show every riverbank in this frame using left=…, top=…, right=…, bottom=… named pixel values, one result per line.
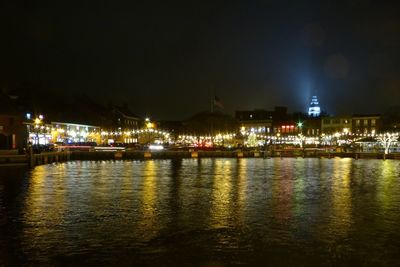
left=1, top=150, right=400, bottom=167
left=71, top=150, right=400, bottom=160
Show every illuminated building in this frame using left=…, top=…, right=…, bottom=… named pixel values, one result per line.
left=25, top=115, right=52, bottom=145
left=236, top=110, right=272, bottom=134
left=236, top=107, right=288, bottom=135
left=321, top=116, right=352, bottom=134
left=308, top=95, right=321, bottom=117
left=50, top=122, right=101, bottom=144
left=274, top=121, right=299, bottom=135
left=25, top=120, right=101, bottom=145
left=352, top=114, right=382, bottom=135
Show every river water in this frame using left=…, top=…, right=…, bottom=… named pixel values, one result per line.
left=1, top=158, right=400, bottom=266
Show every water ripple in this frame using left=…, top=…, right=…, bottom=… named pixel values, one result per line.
left=0, top=158, right=399, bottom=266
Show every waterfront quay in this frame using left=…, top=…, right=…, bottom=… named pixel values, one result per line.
left=71, top=149, right=400, bottom=161
left=0, top=151, right=70, bottom=167
left=1, top=149, right=400, bottom=168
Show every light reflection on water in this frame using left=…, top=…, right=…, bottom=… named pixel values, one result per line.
left=210, top=159, right=232, bottom=229
left=1, top=158, right=400, bottom=266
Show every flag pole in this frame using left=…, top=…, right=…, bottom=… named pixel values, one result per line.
left=210, top=93, right=214, bottom=144
left=211, top=86, right=216, bottom=113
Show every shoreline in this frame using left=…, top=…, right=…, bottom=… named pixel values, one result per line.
left=1, top=150, right=400, bottom=168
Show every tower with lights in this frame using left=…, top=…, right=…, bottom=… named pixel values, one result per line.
left=308, top=95, right=321, bottom=117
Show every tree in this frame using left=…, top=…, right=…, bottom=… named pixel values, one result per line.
left=247, top=133, right=258, bottom=147
left=296, top=133, right=305, bottom=148
left=377, top=132, right=399, bottom=155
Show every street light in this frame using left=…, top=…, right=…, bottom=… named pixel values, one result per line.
left=33, top=115, right=44, bottom=145
left=146, top=122, right=154, bottom=129
left=297, top=121, right=304, bottom=139
left=297, top=121, right=303, bottom=130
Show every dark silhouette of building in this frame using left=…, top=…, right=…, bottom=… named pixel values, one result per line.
left=0, top=92, right=25, bottom=150
left=183, top=111, right=237, bottom=135
left=111, top=105, right=141, bottom=130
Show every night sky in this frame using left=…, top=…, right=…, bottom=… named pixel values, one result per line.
left=2, top=1, right=400, bottom=120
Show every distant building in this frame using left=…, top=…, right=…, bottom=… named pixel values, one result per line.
left=235, top=107, right=289, bottom=135
left=0, top=92, right=25, bottom=150
left=235, top=109, right=273, bottom=134
left=352, top=114, right=382, bottom=135
left=308, top=95, right=321, bottom=117
left=24, top=119, right=102, bottom=145
left=304, top=117, right=321, bottom=136
left=112, top=105, right=141, bottom=130
left=274, top=121, right=300, bottom=135
left=321, top=116, right=352, bottom=134
left=50, top=122, right=101, bottom=144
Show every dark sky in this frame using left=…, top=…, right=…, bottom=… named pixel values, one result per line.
left=2, top=0, right=400, bottom=120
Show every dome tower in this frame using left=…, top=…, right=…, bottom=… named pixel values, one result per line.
left=308, top=95, right=321, bottom=117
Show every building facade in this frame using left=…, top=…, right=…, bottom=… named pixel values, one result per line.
left=0, top=114, right=25, bottom=150
left=0, top=93, right=25, bottom=150
left=235, top=109, right=273, bottom=134
left=304, top=117, right=321, bottom=136
left=236, top=107, right=289, bottom=135
left=321, top=116, right=352, bottom=134
left=352, top=114, right=382, bottom=134
left=25, top=120, right=101, bottom=145
left=112, top=106, right=141, bottom=130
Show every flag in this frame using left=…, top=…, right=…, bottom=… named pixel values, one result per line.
left=213, top=96, right=224, bottom=109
